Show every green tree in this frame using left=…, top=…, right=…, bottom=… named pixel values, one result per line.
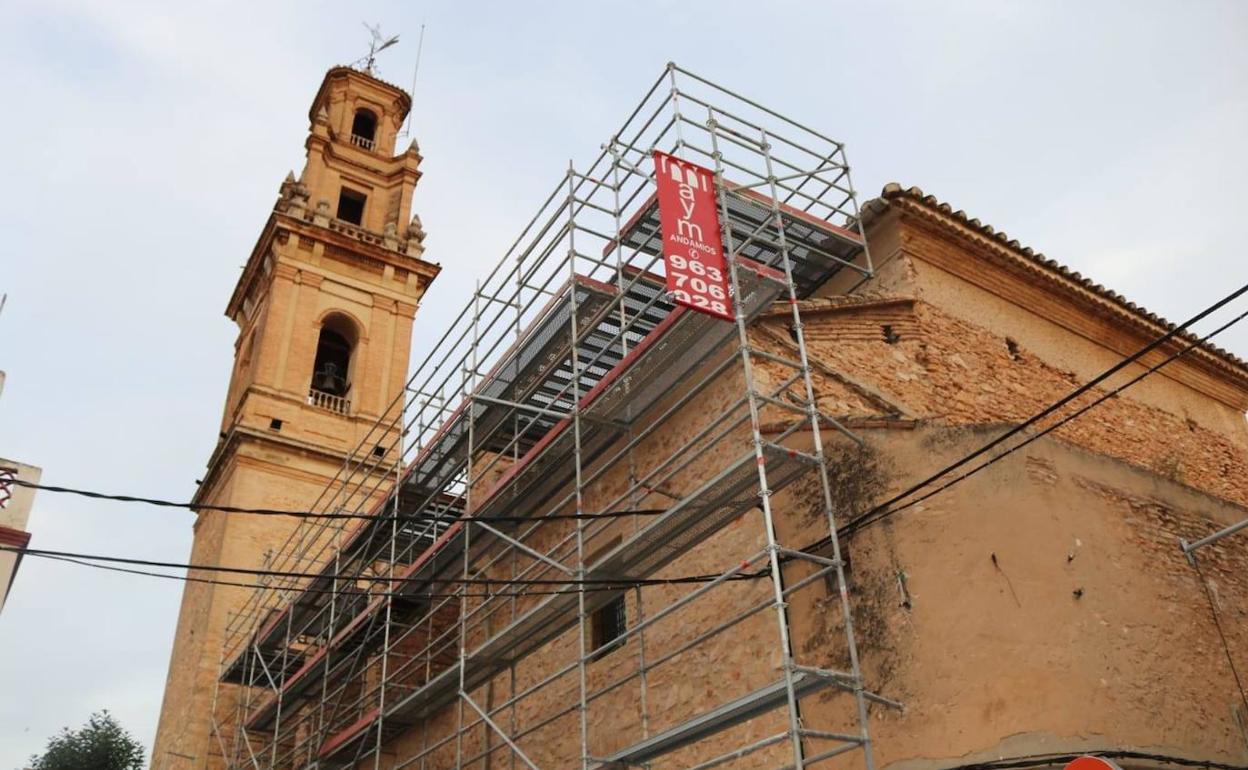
left=28, top=710, right=144, bottom=770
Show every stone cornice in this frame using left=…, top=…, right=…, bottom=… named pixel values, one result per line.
left=218, top=382, right=389, bottom=436
left=226, top=211, right=440, bottom=319
left=193, top=427, right=345, bottom=508
left=271, top=262, right=300, bottom=282
left=763, top=294, right=916, bottom=319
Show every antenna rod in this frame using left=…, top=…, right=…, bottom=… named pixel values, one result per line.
left=401, top=22, right=427, bottom=139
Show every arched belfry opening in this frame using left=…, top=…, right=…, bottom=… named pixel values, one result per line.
left=310, top=314, right=357, bottom=411
left=351, top=108, right=378, bottom=149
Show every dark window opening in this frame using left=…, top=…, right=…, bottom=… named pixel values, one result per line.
left=269, top=418, right=283, bottom=431
left=590, top=594, right=626, bottom=659
left=882, top=324, right=901, bottom=344
left=336, top=188, right=367, bottom=225
left=372, top=445, right=387, bottom=458
left=351, top=109, right=378, bottom=143
left=312, top=327, right=352, bottom=397
left=1005, top=337, right=1021, bottom=361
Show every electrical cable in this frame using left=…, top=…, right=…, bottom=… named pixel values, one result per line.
left=5, top=280, right=1245, bottom=653
left=937, top=749, right=1246, bottom=770
left=19, top=293, right=1239, bottom=626
left=0, top=478, right=664, bottom=524
left=14, top=283, right=1243, bottom=548
left=32, top=551, right=741, bottom=601
left=0, top=544, right=760, bottom=589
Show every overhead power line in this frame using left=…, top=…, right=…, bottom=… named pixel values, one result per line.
left=0, top=544, right=759, bottom=590
left=34, top=551, right=738, bottom=601
left=1, top=478, right=663, bottom=524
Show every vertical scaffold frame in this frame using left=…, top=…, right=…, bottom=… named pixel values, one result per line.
left=210, top=62, right=901, bottom=770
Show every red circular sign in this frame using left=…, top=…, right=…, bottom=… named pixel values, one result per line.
left=1064, top=757, right=1123, bottom=770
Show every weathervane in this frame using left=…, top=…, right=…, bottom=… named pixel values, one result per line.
left=354, top=23, right=400, bottom=75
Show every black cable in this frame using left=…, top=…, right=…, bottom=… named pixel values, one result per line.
left=0, top=544, right=760, bottom=589
left=841, top=305, right=1248, bottom=537
left=1190, top=555, right=1248, bottom=717
left=1, top=478, right=664, bottom=524
left=939, top=749, right=1246, bottom=770
left=33, top=551, right=737, bottom=601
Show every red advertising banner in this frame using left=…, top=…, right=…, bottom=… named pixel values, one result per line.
left=653, top=151, right=734, bottom=321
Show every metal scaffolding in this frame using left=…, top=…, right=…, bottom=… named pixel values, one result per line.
left=212, top=62, right=897, bottom=770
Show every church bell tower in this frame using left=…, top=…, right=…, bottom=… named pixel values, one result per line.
left=151, top=66, right=440, bottom=770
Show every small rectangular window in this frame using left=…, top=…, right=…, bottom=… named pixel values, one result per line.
left=336, top=188, right=367, bottom=225
left=590, top=594, right=626, bottom=659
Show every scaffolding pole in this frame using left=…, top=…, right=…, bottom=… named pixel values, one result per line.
left=1181, top=517, right=1248, bottom=562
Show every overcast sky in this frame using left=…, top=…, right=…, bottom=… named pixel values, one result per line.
left=2, top=0, right=1247, bottom=766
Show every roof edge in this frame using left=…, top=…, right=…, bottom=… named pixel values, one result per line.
left=861, top=183, right=1248, bottom=379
